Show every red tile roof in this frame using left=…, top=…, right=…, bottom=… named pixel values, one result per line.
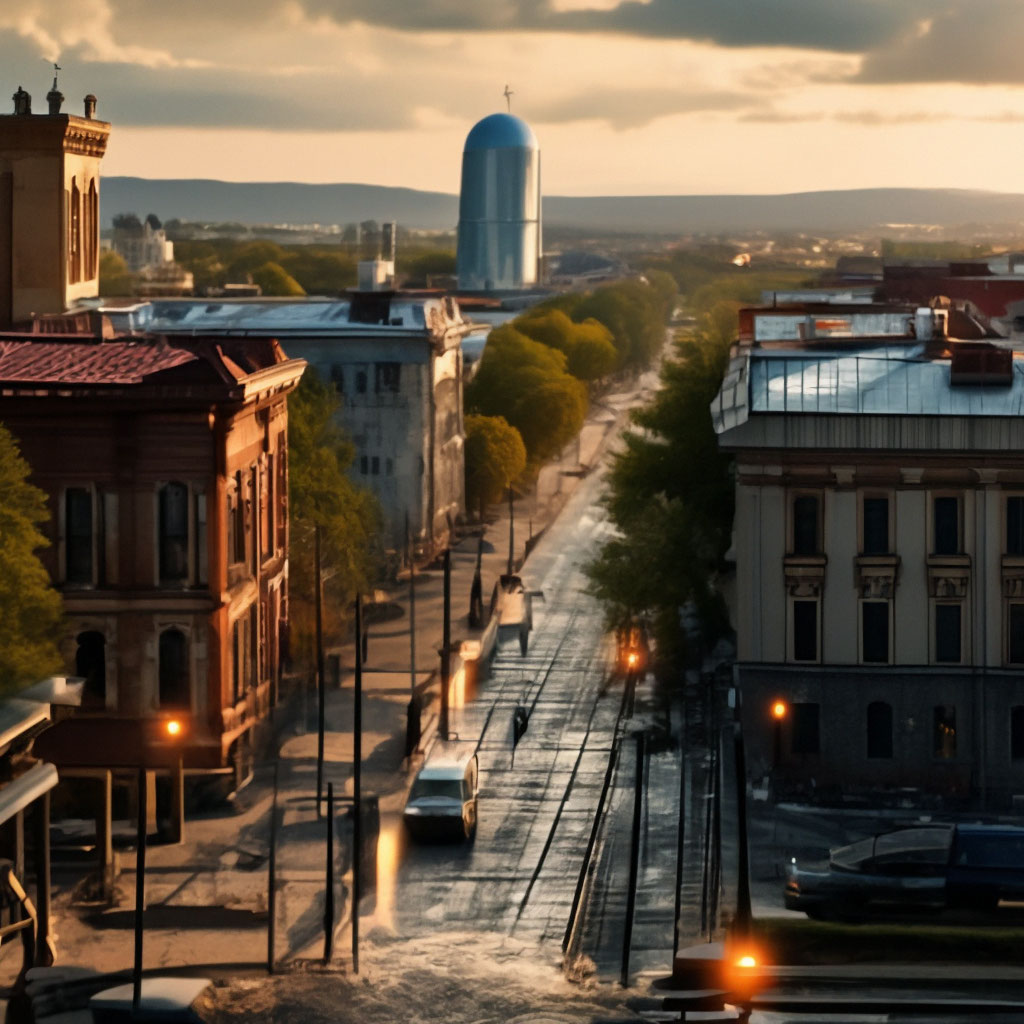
left=0, top=339, right=196, bottom=385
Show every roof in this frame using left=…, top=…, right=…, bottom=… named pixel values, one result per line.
left=464, top=112, right=538, bottom=152
left=712, top=344, right=1024, bottom=436
left=0, top=338, right=193, bottom=384
left=417, top=758, right=474, bottom=779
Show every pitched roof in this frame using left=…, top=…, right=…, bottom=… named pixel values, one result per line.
left=0, top=338, right=195, bottom=385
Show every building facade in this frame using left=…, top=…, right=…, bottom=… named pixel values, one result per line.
left=714, top=328, right=1024, bottom=806
left=0, top=327, right=305, bottom=775
left=146, top=292, right=479, bottom=555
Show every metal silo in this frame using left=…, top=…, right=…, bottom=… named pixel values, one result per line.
left=456, top=113, right=541, bottom=292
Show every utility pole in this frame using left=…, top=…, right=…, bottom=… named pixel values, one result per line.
left=507, top=486, right=514, bottom=576
left=406, top=512, right=421, bottom=757
left=352, top=593, right=363, bottom=973
left=315, top=525, right=326, bottom=819
left=440, top=549, right=451, bottom=741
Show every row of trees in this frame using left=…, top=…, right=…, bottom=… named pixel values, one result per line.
left=463, top=274, right=677, bottom=517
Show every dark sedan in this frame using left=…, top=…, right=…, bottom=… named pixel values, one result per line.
left=785, top=824, right=1024, bottom=920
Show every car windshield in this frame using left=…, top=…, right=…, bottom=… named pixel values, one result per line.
left=409, top=778, right=463, bottom=801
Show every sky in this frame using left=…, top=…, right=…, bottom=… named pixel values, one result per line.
left=5, top=0, right=1024, bottom=196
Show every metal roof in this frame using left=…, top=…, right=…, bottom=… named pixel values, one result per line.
left=713, top=345, right=1024, bottom=435
left=464, top=112, right=538, bottom=152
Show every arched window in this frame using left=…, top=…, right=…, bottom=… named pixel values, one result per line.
left=159, top=629, right=189, bottom=708
left=159, top=482, right=189, bottom=582
left=866, top=701, right=893, bottom=759
left=69, top=177, right=81, bottom=283
left=75, top=631, right=106, bottom=707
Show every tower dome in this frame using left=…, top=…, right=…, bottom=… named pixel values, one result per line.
left=456, top=113, right=541, bottom=292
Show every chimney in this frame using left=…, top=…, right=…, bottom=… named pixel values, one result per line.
left=46, top=87, right=64, bottom=115
left=84, top=94, right=97, bottom=119
left=12, top=86, right=31, bottom=115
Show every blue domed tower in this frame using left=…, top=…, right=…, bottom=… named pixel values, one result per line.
left=456, top=112, right=541, bottom=292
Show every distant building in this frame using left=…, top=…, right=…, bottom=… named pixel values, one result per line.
left=0, top=84, right=109, bottom=325
left=714, top=303, right=1024, bottom=807
left=146, top=292, right=481, bottom=555
left=456, top=113, right=541, bottom=293
left=111, top=212, right=174, bottom=272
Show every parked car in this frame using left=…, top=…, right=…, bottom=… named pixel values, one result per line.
left=784, top=824, right=1024, bottom=920
left=403, top=755, right=479, bottom=842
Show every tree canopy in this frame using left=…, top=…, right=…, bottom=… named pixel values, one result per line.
left=287, top=369, right=381, bottom=656
left=250, top=261, right=306, bottom=297
left=464, top=415, right=527, bottom=520
left=512, top=309, right=618, bottom=383
left=0, top=424, right=62, bottom=694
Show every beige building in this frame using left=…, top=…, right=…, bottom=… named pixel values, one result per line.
left=0, top=83, right=109, bottom=325
left=714, top=325, right=1024, bottom=807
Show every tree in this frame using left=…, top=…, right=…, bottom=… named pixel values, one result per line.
left=585, top=300, right=737, bottom=677
left=280, top=249, right=356, bottom=295
left=0, top=424, right=62, bottom=694
left=226, top=241, right=287, bottom=279
left=287, top=370, right=381, bottom=658
left=251, top=262, right=306, bottom=297
left=99, top=251, right=135, bottom=297
left=464, top=415, right=527, bottom=520
left=513, top=309, right=617, bottom=383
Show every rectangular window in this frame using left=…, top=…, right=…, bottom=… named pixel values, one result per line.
left=375, top=362, right=401, bottom=393
left=1009, top=496, right=1024, bottom=556
left=934, top=705, right=957, bottom=759
left=862, top=496, right=889, bottom=555
left=935, top=603, right=962, bottom=664
left=791, top=702, right=820, bottom=756
left=65, top=487, right=94, bottom=583
left=1009, top=604, right=1024, bottom=664
left=1012, top=706, right=1024, bottom=761
left=933, top=496, right=960, bottom=555
left=861, top=601, right=890, bottom=663
left=371, top=456, right=380, bottom=475
left=792, top=600, right=818, bottom=662
left=792, top=495, right=820, bottom=556
left=360, top=456, right=368, bottom=475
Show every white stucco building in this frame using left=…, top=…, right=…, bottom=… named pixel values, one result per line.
left=714, top=316, right=1024, bottom=807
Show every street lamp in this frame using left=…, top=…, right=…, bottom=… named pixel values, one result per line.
left=771, top=699, right=787, bottom=788
left=133, top=714, right=188, bottom=1014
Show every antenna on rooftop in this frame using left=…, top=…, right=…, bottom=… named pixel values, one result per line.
left=503, top=84, right=514, bottom=113
left=51, top=63, right=61, bottom=91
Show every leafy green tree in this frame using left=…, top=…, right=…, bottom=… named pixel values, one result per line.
left=0, top=424, right=62, bottom=694
left=226, top=241, right=287, bottom=279
left=280, top=249, right=356, bottom=294
left=99, top=251, right=135, bottom=297
left=287, top=370, right=381, bottom=658
left=399, top=250, right=456, bottom=286
left=513, top=309, right=617, bottom=383
left=585, top=300, right=737, bottom=677
left=251, top=262, right=306, bottom=297
left=464, top=415, right=527, bottom=520
left=512, top=375, right=587, bottom=464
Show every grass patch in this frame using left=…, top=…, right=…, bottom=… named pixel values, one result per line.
left=754, top=917, right=1024, bottom=966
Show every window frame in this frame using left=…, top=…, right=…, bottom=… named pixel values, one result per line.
left=933, top=601, right=964, bottom=665
left=790, top=598, right=820, bottom=664
left=64, top=485, right=96, bottom=586
left=860, top=492, right=892, bottom=556
left=1007, top=494, right=1024, bottom=557
left=931, top=493, right=962, bottom=556
left=860, top=599, right=892, bottom=665
left=790, top=492, right=822, bottom=557
left=1007, top=601, right=1024, bottom=666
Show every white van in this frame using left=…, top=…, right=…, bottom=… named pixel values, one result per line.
left=403, top=755, right=479, bottom=842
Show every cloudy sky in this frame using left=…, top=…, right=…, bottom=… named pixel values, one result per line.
left=5, top=0, right=1024, bottom=195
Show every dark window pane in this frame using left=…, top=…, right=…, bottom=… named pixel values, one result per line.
left=1009, top=497, right=1024, bottom=556
left=935, top=604, right=962, bottom=663
left=375, top=362, right=400, bottom=393
left=159, top=482, right=189, bottom=582
left=66, top=487, right=93, bottom=583
left=934, top=496, right=959, bottom=555
left=862, top=601, right=890, bottom=663
left=867, top=701, right=893, bottom=758
left=75, top=630, right=106, bottom=707
left=863, top=497, right=889, bottom=555
left=791, top=702, right=820, bottom=755
left=934, top=704, right=956, bottom=758
left=792, top=496, right=819, bottom=556
left=1010, top=605, right=1024, bottom=664
left=793, top=600, right=817, bottom=661
left=1012, top=707, right=1024, bottom=761
left=159, top=629, right=189, bottom=707
left=356, top=370, right=367, bottom=394
left=329, top=364, right=344, bottom=391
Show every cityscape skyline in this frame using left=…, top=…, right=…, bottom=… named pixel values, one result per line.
left=5, top=1, right=1024, bottom=197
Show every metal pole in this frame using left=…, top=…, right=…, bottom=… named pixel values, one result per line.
left=132, top=766, right=147, bottom=1013
left=733, top=723, right=753, bottom=938
left=507, top=487, right=514, bottom=576
left=267, top=758, right=278, bottom=974
left=621, top=731, right=645, bottom=988
left=440, top=548, right=451, bottom=741
left=315, top=525, right=325, bottom=819
left=407, top=511, right=416, bottom=698
left=352, top=594, right=363, bottom=974
left=324, top=782, right=335, bottom=963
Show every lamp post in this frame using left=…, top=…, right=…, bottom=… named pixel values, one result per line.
left=133, top=715, right=187, bottom=1014
left=771, top=699, right=787, bottom=789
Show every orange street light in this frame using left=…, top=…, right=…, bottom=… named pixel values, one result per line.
left=771, top=700, right=787, bottom=720
left=164, top=718, right=182, bottom=738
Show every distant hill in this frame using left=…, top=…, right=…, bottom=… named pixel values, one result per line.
left=101, top=178, right=1024, bottom=235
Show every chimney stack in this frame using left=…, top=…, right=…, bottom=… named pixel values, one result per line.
left=84, top=94, right=97, bottom=119
left=12, top=86, right=31, bottom=115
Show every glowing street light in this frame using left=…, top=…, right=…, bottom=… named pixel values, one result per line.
left=771, top=699, right=787, bottom=787
left=771, top=700, right=787, bottom=721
